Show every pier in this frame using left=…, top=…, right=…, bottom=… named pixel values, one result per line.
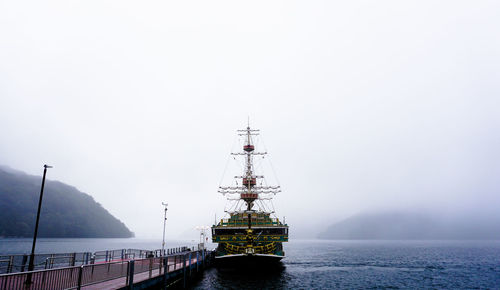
left=0, top=247, right=214, bottom=289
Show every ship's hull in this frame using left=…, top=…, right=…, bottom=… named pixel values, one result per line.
left=215, top=253, right=284, bottom=268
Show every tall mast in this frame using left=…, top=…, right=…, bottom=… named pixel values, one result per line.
left=218, top=124, right=281, bottom=213
left=246, top=125, right=252, bottom=187
left=243, top=124, right=256, bottom=210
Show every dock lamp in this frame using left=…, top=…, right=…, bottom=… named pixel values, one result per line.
left=195, top=226, right=210, bottom=250
left=26, top=164, right=52, bottom=284
left=161, top=202, right=168, bottom=256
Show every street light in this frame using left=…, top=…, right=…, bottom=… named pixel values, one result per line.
left=161, top=202, right=168, bottom=256
left=195, top=226, right=210, bottom=250
left=26, top=164, right=52, bottom=283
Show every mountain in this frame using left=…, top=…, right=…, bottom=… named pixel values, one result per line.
left=318, top=210, right=500, bottom=240
left=0, top=165, right=134, bottom=238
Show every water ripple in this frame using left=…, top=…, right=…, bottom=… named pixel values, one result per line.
left=192, top=240, right=500, bottom=289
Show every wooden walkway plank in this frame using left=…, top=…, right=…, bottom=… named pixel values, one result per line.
left=82, top=256, right=199, bottom=289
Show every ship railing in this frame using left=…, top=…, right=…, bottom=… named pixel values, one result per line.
left=220, top=221, right=279, bottom=226
left=223, top=242, right=277, bottom=255
left=0, top=249, right=212, bottom=290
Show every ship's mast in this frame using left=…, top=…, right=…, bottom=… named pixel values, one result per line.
left=218, top=124, right=281, bottom=213
left=242, top=125, right=258, bottom=211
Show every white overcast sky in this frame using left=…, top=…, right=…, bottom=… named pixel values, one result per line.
left=1, top=0, right=499, bottom=238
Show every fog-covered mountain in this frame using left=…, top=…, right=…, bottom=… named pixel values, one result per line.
left=318, top=210, right=500, bottom=240
left=0, top=165, right=133, bottom=238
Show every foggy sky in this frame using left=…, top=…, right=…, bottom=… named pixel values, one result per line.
left=1, top=0, right=499, bottom=239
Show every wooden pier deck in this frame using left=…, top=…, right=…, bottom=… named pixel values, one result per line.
left=0, top=248, right=214, bottom=290
left=82, top=256, right=200, bottom=290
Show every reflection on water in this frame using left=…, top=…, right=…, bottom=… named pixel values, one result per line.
left=194, top=265, right=288, bottom=289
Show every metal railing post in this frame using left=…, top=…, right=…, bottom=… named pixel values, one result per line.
left=126, top=261, right=130, bottom=285
left=183, top=254, right=186, bottom=288
left=77, top=265, right=83, bottom=290
left=149, top=257, right=153, bottom=278
left=21, top=254, right=28, bottom=272
left=128, top=260, right=135, bottom=289
left=7, top=256, right=13, bottom=273
left=189, top=252, right=192, bottom=277
left=163, top=256, right=169, bottom=287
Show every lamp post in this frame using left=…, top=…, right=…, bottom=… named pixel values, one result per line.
left=26, top=164, right=52, bottom=283
left=195, top=226, right=210, bottom=250
left=161, top=202, right=168, bottom=256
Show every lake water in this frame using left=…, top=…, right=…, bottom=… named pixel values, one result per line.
left=1, top=239, right=499, bottom=289
left=0, top=238, right=201, bottom=255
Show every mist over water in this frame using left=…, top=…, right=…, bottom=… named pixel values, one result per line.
left=318, top=209, right=500, bottom=240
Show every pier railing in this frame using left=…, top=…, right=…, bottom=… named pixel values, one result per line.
left=0, top=247, right=189, bottom=274
left=0, top=249, right=213, bottom=289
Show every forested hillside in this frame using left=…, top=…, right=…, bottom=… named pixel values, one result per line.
left=0, top=165, right=134, bottom=238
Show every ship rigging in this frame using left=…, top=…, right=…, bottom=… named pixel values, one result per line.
left=211, top=124, right=289, bottom=266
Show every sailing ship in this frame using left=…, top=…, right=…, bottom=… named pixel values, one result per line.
left=211, top=124, right=289, bottom=266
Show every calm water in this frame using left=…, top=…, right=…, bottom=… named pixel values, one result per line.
left=193, top=240, right=500, bottom=289
left=1, top=239, right=499, bottom=289
left=0, top=238, right=201, bottom=255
